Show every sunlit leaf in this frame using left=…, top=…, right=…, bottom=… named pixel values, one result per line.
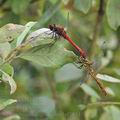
left=0, top=99, right=17, bottom=111
left=26, top=28, right=54, bottom=47
left=0, top=23, right=25, bottom=43
left=106, top=0, right=120, bottom=30
left=16, top=21, right=37, bottom=46
left=74, top=0, right=92, bottom=13
left=97, top=74, right=120, bottom=83
left=0, top=42, right=11, bottom=59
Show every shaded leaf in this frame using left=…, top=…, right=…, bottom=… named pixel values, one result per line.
left=74, top=0, right=92, bottom=13
left=0, top=23, right=25, bottom=43
left=3, top=115, right=20, bottom=120
left=55, top=63, right=83, bottom=82
left=0, top=99, right=17, bottom=111
left=106, top=0, right=120, bottom=30
left=11, top=0, right=31, bottom=14
left=31, top=96, right=56, bottom=117
left=34, top=1, right=61, bottom=28
left=20, top=41, right=77, bottom=67
left=0, top=12, right=19, bottom=27
left=0, top=69, right=17, bottom=94
left=97, top=74, right=120, bottom=83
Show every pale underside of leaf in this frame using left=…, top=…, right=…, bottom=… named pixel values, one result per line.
left=26, top=28, right=55, bottom=47
left=97, top=74, right=120, bottom=83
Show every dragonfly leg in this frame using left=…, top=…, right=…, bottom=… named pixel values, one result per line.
left=73, top=62, right=84, bottom=69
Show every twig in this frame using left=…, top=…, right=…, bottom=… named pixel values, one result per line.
left=0, top=37, right=36, bottom=69
left=90, top=0, right=105, bottom=58
left=44, top=69, right=64, bottom=112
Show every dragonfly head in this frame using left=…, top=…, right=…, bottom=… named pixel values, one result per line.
left=49, top=24, right=54, bottom=31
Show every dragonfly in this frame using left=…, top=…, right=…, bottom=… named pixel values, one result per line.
left=48, top=24, right=86, bottom=58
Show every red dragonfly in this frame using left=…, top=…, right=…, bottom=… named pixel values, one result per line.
left=48, top=24, right=86, bottom=58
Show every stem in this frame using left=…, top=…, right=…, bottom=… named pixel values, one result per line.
left=90, top=0, right=105, bottom=58
left=45, top=69, right=59, bottom=102
left=44, top=69, right=63, bottom=112
left=87, top=102, right=120, bottom=108
left=0, top=37, right=36, bottom=69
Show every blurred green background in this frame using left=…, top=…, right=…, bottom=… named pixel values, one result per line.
left=0, top=0, right=120, bottom=120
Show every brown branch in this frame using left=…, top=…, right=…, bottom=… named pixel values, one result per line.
left=44, top=69, right=64, bottom=113
left=45, top=69, right=59, bottom=102
left=90, top=0, right=105, bottom=59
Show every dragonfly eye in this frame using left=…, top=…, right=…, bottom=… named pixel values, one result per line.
left=49, top=25, right=53, bottom=30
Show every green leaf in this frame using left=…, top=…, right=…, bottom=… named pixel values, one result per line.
left=20, top=41, right=77, bottom=67
left=31, top=96, right=55, bottom=117
left=106, top=0, right=120, bottom=30
left=74, top=0, right=92, bottom=13
left=0, top=99, right=17, bottom=111
left=55, top=63, right=83, bottom=82
left=0, top=23, right=25, bottom=43
left=11, top=0, right=31, bottom=14
left=16, top=21, right=37, bottom=46
left=97, top=74, right=120, bottom=83
left=0, top=12, right=19, bottom=27
left=0, top=69, right=17, bottom=94
left=100, top=106, right=120, bottom=120
left=81, top=84, right=100, bottom=99
left=1, top=63, right=14, bottom=77
left=3, top=115, right=20, bottom=120
left=0, top=42, right=11, bottom=59
left=85, top=108, right=97, bottom=120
